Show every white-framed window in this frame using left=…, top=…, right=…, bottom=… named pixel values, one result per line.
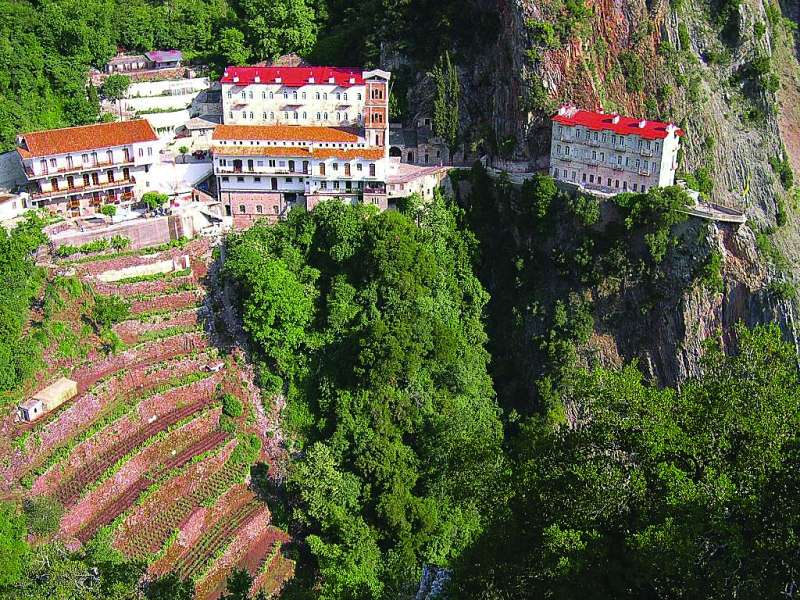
left=241, top=91, right=246, bottom=99
left=343, top=93, right=348, bottom=100
left=227, top=91, right=232, bottom=98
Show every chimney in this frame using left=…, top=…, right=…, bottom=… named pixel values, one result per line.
left=232, top=75, right=239, bottom=83
left=309, top=77, right=315, bottom=83
left=254, top=75, right=261, bottom=83
left=349, top=77, right=356, bottom=84
left=612, top=115, right=620, bottom=124
left=639, top=119, right=647, bottom=128
left=275, top=77, right=282, bottom=83
left=328, top=77, right=335, bottom=84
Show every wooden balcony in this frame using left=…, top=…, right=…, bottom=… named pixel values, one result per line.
left=31, top=177, right=136, bottom=200
left=24, top=158, right=136, bottom=179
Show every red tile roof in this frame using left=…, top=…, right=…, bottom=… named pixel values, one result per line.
left=17, top=120, right=158, bottom=159
left=213, top=124, right=360, bottom=143
left=551, top=106, right=684, bottom=140
left=221, top=66, right=364, bottom=87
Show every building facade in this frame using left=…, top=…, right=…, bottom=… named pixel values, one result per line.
left=549, top=105, right=683, bottom=195
left=212, top=124, right=388, bottom=228
left=220, top=66, right=390, bottom=144
left=16, top=120, right=160, bottom=217
left=213, top=65, right=391, bottom=228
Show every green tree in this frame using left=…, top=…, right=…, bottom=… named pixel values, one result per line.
left=430, top=51, right=460, bottom=162
left=141, top=191, right=168, bottom=211
left=0, top=502, right=27, bottom=587
left=451, top=323, right=800, bottom=598
left=240, top=0, right=318, bottom=61
left=91, top=294, right=130, bottom=331
left=22, top=497, right=63, bottom=536
left=220, top=568, right=254, bottom=600
left=217, top=27, right=251, bottom=65
left=101, top=74, right=130, bottom=103
left=145, top=573, right=194, bottom=600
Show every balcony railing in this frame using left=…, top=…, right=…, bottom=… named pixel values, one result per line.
left=638, top=169, right=651, bottom=176
left=218, top=166, right=309, bottom=175
left=640, top=148, right=654, bottom=157
left=31, top=177, right=136, bottom=200
left=24, top=158, right=136, bottom=179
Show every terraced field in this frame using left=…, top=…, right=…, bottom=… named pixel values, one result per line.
left=3, top=238, right=293, bottom=598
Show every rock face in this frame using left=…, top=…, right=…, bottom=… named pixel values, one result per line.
left=396, top=0, right=800, bottom=390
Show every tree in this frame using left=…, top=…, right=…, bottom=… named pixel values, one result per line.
left=146, top=573, right=194, bottom=600
left=217, top=27, right=251, bottom=65
left=101, top=74, right=131, bottom=103
left=23, top=497, right=63, bottom=536
left=178, top=145, right=189, bottom=164
left=220, top=569, right=253, bottom=600
left=430, top=51, right=460, bottom=163
left=0, top=502, right=27, bottom=587
left=141, top=191, right=168, bottom=211
left=240, top=0, right=318, bottom=61
left=100, top=204, right=117, bottom=217
left=451, top=323, right=800, bottom=599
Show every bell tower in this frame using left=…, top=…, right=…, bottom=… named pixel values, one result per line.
left=363, top=70, right=391, bottom=158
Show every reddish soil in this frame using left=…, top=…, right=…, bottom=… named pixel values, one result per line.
left=113, top=309, right=200, bottom=344
left=71, top=238, right=211, bottom=277
left=130, top=290, right=205, bottom=315
left=74, top=429, right=229, bottom=543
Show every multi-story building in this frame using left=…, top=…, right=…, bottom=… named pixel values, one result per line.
left=213, top=65, right=391, bottom=227
left=16, top=120, right=160, bottom=217
left=550, top=105, right=684, bottom=195
left=220, top=66, right=390, bottom=147
left=212, top=124, right=388, bottom=228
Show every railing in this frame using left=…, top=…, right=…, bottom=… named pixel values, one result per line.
left=32, top=177, right=136, bottom=200
left=638, top=169, right=651, bottom=176
left=217, top=166, right=309, bottom=175
left=640, top=148, right=654, bottom=157
left=24, top=158, right=135, bottom=179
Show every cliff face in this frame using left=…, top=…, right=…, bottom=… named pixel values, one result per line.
left=418, top=0, right=800, bottom=394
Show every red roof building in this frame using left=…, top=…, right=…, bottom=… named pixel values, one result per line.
left=221, top=66, right=365, bottom=87
left=551, top=105, right=684, bottom=140
left=17, top=120, right=158, bottom=159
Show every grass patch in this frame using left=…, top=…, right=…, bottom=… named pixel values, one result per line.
left=113, top=267, right=192, bottom=286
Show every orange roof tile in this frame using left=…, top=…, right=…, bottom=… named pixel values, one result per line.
left=213, top=124, right=360, bottom=143
left=312, top=148, right=384, bottom=160
left=212, top=146, right=312, bottom=157
left=17, top=120, right=158, bottom=159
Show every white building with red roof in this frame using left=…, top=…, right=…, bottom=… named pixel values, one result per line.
left=550, top=105, right=684, bottom=195
left=16, top=119, right=161, bottom=217
left=214, top=65, right=392, bottom=227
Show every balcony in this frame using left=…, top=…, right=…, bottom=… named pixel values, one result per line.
left=585, top=139, right=600, bottom=147
left=31, top=177, right=136, bottom=200
left=640, top=148, right=654, bottom=157
left=638, top=169, right=651, bottom=176
left=612, top=164, right=625, bottom=171
left=24, top=158, right=136, bottom=179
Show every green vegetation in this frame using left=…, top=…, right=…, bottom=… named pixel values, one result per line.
left=99, top=204, right=117, bottom=217
left=0, top=214, right=48, bottom=392
left=141, top=191, right=169, bottom=211
left=55, top=236, right=132, bottom=258
left=226, top=196, right=504, bottom=596
left=114, top=267, right=191, bottom=285
left=22, top=497, right=63, bottom=536
left=431, top=51, right=460, bottom=161
left=619, top=50, right=644, bottom=92
left=101, top=74, right=130, bottom=103
left=697, top=249, right=724, bottom=293
left=451, top=324, right=800, bottom=598
left=0, top=502, right=27, bottom=587
left=91, top=294, right=130, bottom=331
left=221, top=393, right=244, bottom=418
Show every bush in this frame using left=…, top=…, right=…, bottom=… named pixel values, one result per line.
left=570, top=194, right=600, bottom=226
left=222, top=392, right=244, bottom=418
left=110, top=235, right=131, bottom=251
left=770, top=155, right=794, bottom=190
left=91, top=295, right=130, bottom=331
left=619, top=50, right=644, bottom=92
left=526, top=19, right=560, bottom=49
left=769, top=279, right=797, bottom=300
left=99, top=204, right=117, bottom=217
left=678, top=22, right=691, bottom=50
left=23, top=497, right=63, bottom=535
left=698, top=250, right=724, bottom=293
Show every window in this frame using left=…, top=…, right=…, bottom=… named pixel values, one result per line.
left=237, top=176, right=244, bottom=182
left=336, top=112, right=340, bottom=121
left=256, top=205, right=263, bottom=213
left=227, top=91, right=232, bottom=99
left=66, top=156, right=74, bottom=168
left=623, top=181, right=628, bottom=190
left=302, top=112, right=307, bottom=119
left=263, top=112, right=267, bottom=119
left=239, top=205, right=246, bottom=213
left=324, top=112, right=328, bottom=119
left=641, top=185, right=647, bottom=192
left=283, top=91, right=288, bottom=99
left=633, top=183, right=638, bottom=191
left=249, top=91, right=253, bottom=99
left=333, top=181, right=339, bottom=189
left=241, top=91, right=246, bottom=99
left=343, top=93, right=348, bottom=100
left=357, top=93, right=362, bottom=100
left=284, top=112, right=289, bottom=119
left=302, top=92, right=306, bottom=99
left=254, top=177, right=261, bottom=182
left=293, top=91, right=298, bottom=99
left=293, top=112, right=299, bottom=120
left=592, top=150, right=597, bottom=160
left=600, top=152, right=604, bottom=161
left=323, top=93, right=328, bottom=100
left=571, top=171, right=576, bottom=182
left=593, top=131, right=598, bottom=141
left=369, top=163, right=376, bottom=177
left=321, top=181, right=327, bottom=189
left=268, top=160, right=276, bottom=167
left=262, top=91, right=267, bottom=99
left=138, top=148, right=144, bottom=157
left=269, top=112, right=274, bottom=119
left=316, top=92, right=320, bottom=100
left=356, top=163, right=362, bottom=171
left=228, top=111, right=233, bottom=119
left=285, top=177, right=293, bottom=183
left=269, top=92, right=274, bottom=99
left=565, top=146, right=570, bottom=156
left=654, top=141, right=660, bottom=152
left=615, top=179, right=619, bottom=188
left=589, top=174, right=595, bottom=183
left=582, top=173, right=587, bottom=183
left=607, top=177, right=611, bottom=186
left=635, top=159, right=641, bottom=169
left=336, top=92, right=341, bottom=100
left=557, top=144, right=561, bottom=155
left=222, top=176, right=229, bottom=182
left=249, top=112, right=254, bottom=119
left=316, top=112, right=321, bottom=120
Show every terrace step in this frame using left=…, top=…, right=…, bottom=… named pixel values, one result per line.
left=53, top=392, right=218, bottom=506
left=75, top=430, right=229, bottom=543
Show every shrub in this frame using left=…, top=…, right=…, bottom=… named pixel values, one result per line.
left=698, top=250, right=724, bottom=293
left=91, top=295, right=130, bottom=331
left=678, top=22, right=691, bottom=50
left=619, top=50, right=644, bottom=92
left=770, top=155, right=794, bottom=190
left=221, top=393, right=244, bottom=418
left=754, top=21, right=766, bottom=39
left=776, top=196, right=788, bottom=227
left=570, top=194, right=600, bottom=226
left=23, top=497, right=63, bottom=535
left=526, top=19, right=560, bottom=49
left=110, top=235, right=131, bottom=250
left=99, top=204, right=117, bottom=217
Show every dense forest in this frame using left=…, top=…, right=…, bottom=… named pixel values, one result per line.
left=0, top=0, right=491, bottom=151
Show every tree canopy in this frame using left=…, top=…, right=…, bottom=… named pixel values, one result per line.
left=225, top=196, right=505, bottom=596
